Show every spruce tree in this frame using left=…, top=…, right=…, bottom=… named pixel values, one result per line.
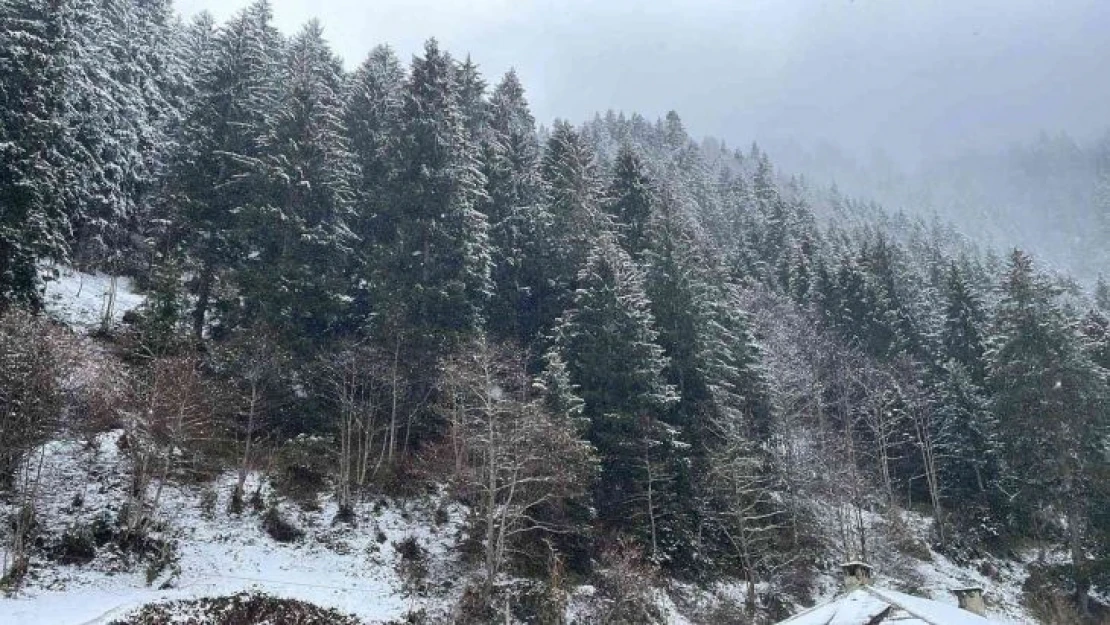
left=344, top=44, right=405, bottom=326
left=1096, top=275, right=1110, bottom=312
left=384, top=38, right=491, bottom=345
left=986, top=249, right=1109, bottom=612
left=542, top=120, right=611, bottom=305
left=0, top=0, right=68, bottom=310
left=236, top=19, right=357, bottom=342
left=60, top=0, right=189, bottom=271
left=641, top=188, right=773, bottom=572
left=482, top=70, right=549, bottom=346
left=163, top=0, right=282, bottom=340
left=606, top=145, right=655, bottom=260
left=455, top=54, right=487, bottom=143
left=941, top=262, right=987, bottom=382
left=552, top=234, right=679, bottom=562
left=934, top=261, right=999, bottom=504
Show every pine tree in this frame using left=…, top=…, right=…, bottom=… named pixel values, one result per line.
left=934, top=261, right=998, bottom=505
left=941, top=262, right=987, bottom=381
left=0, top=0, right=68, bottom=310
left=481, top=70, right=549, bottom=346
left=61, top=0, right=189, bottom=271
left=1096, top=275, right=1110, bottom=312
left=57, top=0, right=129, bottom=268
left=162, top=0, right=282, bottom=340
left=553, top=234, right=679, bottom=562
left=986, top=249, right=1109, bottom=613
left=455, top=54, right=487, bottom=142
left=542, top=120, right=611, bottom=307
left=606, top=145, right=655, bottom=260
left=934, top=359, right=999, bottom=503
left=235, top=19, right=357, bottom=342
left=382, top=38, right=491, bottom=346
left=343, top=44, right=405, bottom=327
left=1081, top=308, right=1110, bottom=372
left=860, top=233, right=921, bottom=358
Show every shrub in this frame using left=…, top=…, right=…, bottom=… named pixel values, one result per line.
left=248, top=487, right=265, bottom=513
left=1024, top=563, right=1087, bottom=625
left=199, top=489, right=218, bottom=520
left=509, top=579, right=568, bottom=625
left=394, top=535, right=428, bottom=595
left=228, top=487, right=244, bottom=515
left=108, top=592, right=364, bottom=625
left=262, top=505, right=304, bottom=543
left=0, top=310, right=65, bottom=489
left=52, top=527, right=97, bottom=565
left=272, top=437, right=332, bottom=504
left=588, top=541, right=665, bottom=625
left=333, top=504, right=357, bottom=526
left=695, top=593, right=752, bottom=625
left=454, top=583, right=496, bottom=624
left=433, top=505, right=449, bottom=527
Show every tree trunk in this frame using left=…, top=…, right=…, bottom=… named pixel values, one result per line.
left=192, top=264, right=213, bottom=342
left=1064, top=479, right=1090, bottom=616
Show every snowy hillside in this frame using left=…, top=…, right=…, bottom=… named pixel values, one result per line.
left=4, top=0, right=1107, bottom=612
left=43, top=267, right=145, bottom=331
left=0, top=430, right=469, bottom=625
left=0, top=427, right=1044, bottom=624
left=0, top=267, right=1060, bottom=624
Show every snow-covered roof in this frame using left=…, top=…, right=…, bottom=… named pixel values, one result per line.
left=776, top=586, right=999, bottom=625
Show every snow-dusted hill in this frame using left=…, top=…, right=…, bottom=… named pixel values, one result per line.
left=0, top=270, right=1053, bottom=624
left=0, top=428, right=1041, bottom=624
left=42, top=267, right=145, bottom=331
left=0, top=430, right=469, bottom=625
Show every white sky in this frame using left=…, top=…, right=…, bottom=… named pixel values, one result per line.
left=174, top=0, right=1110, bottom=164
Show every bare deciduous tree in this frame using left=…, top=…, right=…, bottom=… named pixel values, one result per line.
left=0, top=311, right=68, bottom=587
left=121, top=354, right=213, bottom=538
left=707, top=415, right=790, bottom=614
left=439, top=337, right=596, bottom=601
left=317, top=343, right=390, bottom=512
left=214, top=327, right=289, bottom=507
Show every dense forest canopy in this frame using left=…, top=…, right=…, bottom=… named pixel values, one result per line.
left=0, top=0, right=1107, bottom=622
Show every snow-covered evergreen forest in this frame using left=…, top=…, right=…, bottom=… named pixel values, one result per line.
left=0, top=0, right=1108, bottom=623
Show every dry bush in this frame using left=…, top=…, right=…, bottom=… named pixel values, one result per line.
left=0, top=309, right=71, bottom=587
left=1023, top=563, right=1106, bottom=625
left=118, top=354, right=216, bottom=539
left=109, top=592, right=365, bottom=625
left=586, top=540, right=665, bottom=625
left=261, top=505, right=303, bottom=543
left=0, top=310, right=66, bottom=487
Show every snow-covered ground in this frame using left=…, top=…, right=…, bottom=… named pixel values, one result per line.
left=42, top=266, right=145, bottom=330
left=0, top=436, right=1050, bottom=625
left=2, top=266, right=1050, bottom=624
left=0, top=431, right=468, bottom=625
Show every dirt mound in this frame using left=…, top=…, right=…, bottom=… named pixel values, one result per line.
left=110, top=592, right=366, bottom=625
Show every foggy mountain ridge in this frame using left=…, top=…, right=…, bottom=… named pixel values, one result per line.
left=763, top=131, right=1110, bottom=284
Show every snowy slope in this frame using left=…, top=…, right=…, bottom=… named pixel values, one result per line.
left=1, top=266, right=1049, bottom=624
left=780, top=503, right=1036, bottom=624
left=43, top=267, right=145, bottom=330
left=0, top=429, right=1046, bottom=625
left=0, top=432, right=468, bottom=625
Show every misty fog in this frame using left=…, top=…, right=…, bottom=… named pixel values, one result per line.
left=175, top=0, right=1110, bottom=163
